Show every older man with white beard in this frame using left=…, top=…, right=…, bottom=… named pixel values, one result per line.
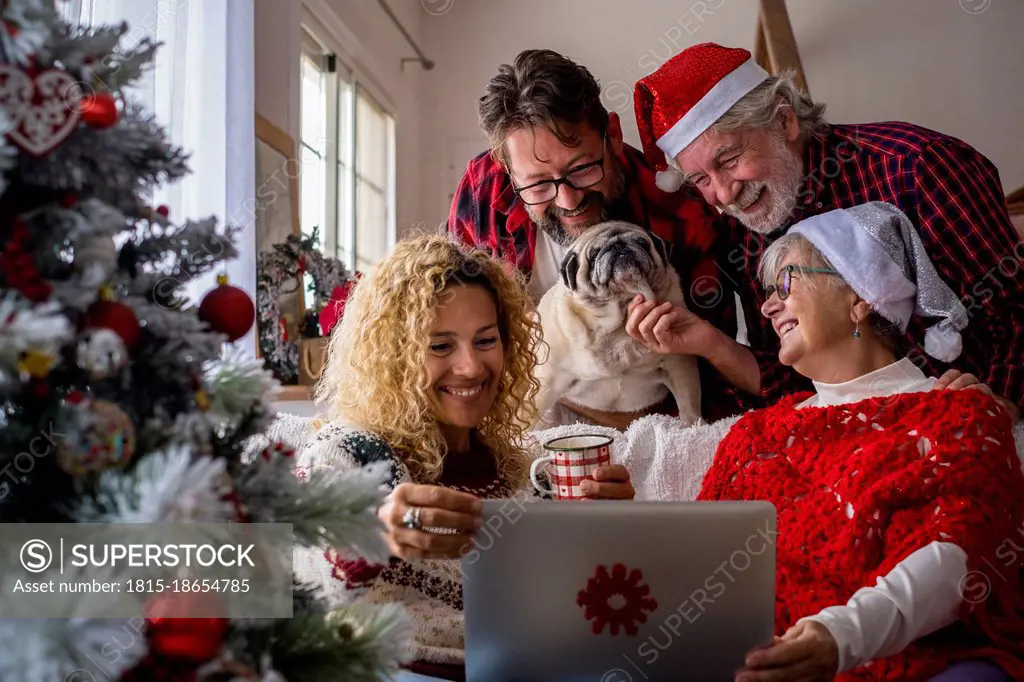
left=624, top=42, right=1024, bottom=419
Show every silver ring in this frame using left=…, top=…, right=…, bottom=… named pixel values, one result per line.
left=402, top=506, right=422, bottom=530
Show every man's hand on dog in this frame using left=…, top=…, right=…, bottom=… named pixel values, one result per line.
left=580, top=465, right=635, bottom=500
left=626, top=295, right=718, bottom=358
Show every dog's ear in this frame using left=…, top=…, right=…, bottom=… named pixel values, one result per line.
left=560, top=251, right=579, bottom=291
left=649, top=232, right=672, bottom=265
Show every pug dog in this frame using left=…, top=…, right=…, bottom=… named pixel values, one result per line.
left=534, top=221, right=702, bottom=428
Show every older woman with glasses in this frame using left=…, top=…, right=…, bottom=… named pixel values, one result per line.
left=688, top=202, right=1024, bottom=682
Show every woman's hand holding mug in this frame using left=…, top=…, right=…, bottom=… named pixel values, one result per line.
left=377, top=482, right=483, bottom=560
left=580, top=464, right=635, bottom=499
left=531, top=435, right=635, bottom=500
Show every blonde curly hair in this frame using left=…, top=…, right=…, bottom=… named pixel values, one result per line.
left=314, top=235, right=542, bottom=487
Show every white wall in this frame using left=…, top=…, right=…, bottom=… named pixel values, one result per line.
left=254, top=0, right=301, bottom=139
left=311, top=0, right=425, bottom=239
left=418, top=0, right=1024, bottom=229
left=256, top=0, right=1024, bottom=239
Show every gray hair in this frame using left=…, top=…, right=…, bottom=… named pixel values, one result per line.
left=713, top=69, right=828, bottom=138
left=757, top=233, right=836, bottom=289
left=758, top=232, right=908, bottom=354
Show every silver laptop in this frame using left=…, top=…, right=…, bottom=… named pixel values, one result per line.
left=462, top=499, right=776, bottom=682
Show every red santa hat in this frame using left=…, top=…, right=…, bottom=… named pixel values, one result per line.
left=634, top=43, right=770, bottom=192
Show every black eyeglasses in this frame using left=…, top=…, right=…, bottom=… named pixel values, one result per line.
left=511, top=136, right=607, bottom=205
left=764, top=265, right=841, bottom=300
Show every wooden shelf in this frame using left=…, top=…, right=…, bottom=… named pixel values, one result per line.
left=754, top=0, right=809, bottom=96
left=276, top=385, right=314, bottom=401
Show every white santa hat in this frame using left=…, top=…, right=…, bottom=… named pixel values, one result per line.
left=633, top=43, right=770, bottom=192
left=788, top=202, right=969, bottom=362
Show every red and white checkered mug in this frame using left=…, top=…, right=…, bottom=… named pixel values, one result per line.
left=530, top=434, right=614, bottom=500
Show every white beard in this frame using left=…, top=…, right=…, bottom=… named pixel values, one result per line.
left=726, top=134, right=803, bottom=235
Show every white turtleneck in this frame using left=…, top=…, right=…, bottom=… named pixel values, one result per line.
left=795, top=357, right=966, bottom=673
left=528, top=230, right=568, bottom=302
left=797, top=356, right=937, bottom=409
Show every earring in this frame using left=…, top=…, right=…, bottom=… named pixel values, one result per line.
left=853, top=320, right=861, bottom=339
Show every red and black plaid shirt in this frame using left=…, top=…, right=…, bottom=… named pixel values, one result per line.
left=447, top=143, right=745, bottom=418
left=718, top=122, right=1024, bottom=411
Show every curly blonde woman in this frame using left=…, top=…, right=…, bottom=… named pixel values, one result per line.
left=296, top=236, right=633, bottom=681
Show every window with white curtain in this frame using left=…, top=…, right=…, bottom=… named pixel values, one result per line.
left=58, top=0, right=257, bottom=324
left=59, top=0, right=187, bottom=213
left=300, top=29, right=394, bottom=273
left=300, top=48, right=328, bottom=242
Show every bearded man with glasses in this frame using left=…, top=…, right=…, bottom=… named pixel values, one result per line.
left=447, top=49, right=747, bottom=422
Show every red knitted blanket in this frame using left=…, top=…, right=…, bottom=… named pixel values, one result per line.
left=697, top=388, right=1024, bottom=682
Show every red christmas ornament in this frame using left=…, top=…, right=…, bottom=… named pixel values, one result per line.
left=198, top=274, right=255, bottom=342
left=84, top=295, right=141, bottom=349
left=155, top=204, right=170, bottom=217
left=79, top=92, right=119, bottom=129
left=576, top=563, right=658, bottom=636
left=144, top=592, right=229, bottom=663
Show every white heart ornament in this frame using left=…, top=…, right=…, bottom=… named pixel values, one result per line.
left=0, top=65, right=83, bottom=156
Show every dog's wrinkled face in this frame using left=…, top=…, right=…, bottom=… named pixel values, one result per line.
left=559, top=221, right=673, bottom=304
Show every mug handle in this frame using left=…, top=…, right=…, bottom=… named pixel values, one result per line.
left=530, top=455, right=556, bottom=495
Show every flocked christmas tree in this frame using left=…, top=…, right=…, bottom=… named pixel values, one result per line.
left=0, top=1, right=412, bottom=679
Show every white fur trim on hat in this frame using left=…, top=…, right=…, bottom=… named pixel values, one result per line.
left=655, top=153, right=686, bottom=192
left=655, top=58, right=770, bottom=159
left=655, top=167, right=685, bottom=192
left=924, top=325, right=963, bottom=363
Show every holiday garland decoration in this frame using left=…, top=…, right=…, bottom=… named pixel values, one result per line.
left=256, top=227, right=351, bottom=384
left=0, top=2, right=411, bottom=680
left=577, top=563, right=659, bottom=636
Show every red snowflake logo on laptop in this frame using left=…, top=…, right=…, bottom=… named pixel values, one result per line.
left=576, top=563, right=658, bottom=636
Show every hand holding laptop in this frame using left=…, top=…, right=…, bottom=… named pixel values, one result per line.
left=377, top=482, right=483, bottom=560
left=736, top=620, right=838, bottom=682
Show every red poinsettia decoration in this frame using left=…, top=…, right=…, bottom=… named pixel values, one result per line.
left=319, top=274, right=361, bottom=336
left=576, top=563, right=658, bottom=636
